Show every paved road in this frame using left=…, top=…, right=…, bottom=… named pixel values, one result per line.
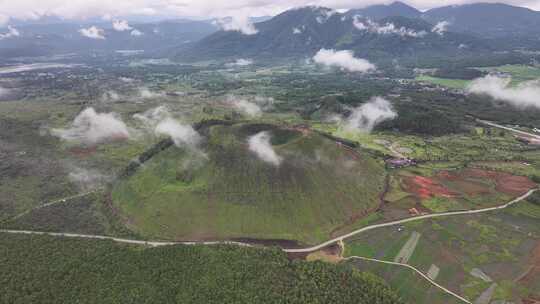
left=345, top=255, right=472, bottom=304
left=283, top=189, right=536, bottom=253
left=4, top=189, right=103, bottom=222
left=0, top=229, right=253, bottom=248
left=476, top=119, right=540, bottom=140
left=1, top=189, right=535, bottom=253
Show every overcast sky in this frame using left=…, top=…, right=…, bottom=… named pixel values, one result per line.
left=1, top=0, right=539, bottom=24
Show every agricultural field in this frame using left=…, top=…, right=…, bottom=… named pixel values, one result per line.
left=382, top=164, right=536, bottom=216
left=344, top=197, right=540, bottom=304
left=415, top=75, right=470, bottom=89
left=416, top=64, right=540, bottom=89
left=112, top=122, right=386, bottom=244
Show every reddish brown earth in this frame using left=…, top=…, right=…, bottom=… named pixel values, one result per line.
left=402, top=175, right=459, bottom=199
left=401, top=168, right=535, bottom=202
left=518, top=241, right=540, bottom=284
left=69, top=146, right=97, bottom=158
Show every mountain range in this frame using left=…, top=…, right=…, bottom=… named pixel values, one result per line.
left=1, top=2, right=539, bottom=63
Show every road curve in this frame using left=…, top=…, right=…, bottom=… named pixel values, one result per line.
left=476, top=119, right=540, bottom=140
left=345, top=256, right=472, bottom=304
left=0, top=189, right=536, bottom=252
left=283, top=189, right=537, bottom=253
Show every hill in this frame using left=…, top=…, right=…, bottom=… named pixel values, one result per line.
left=422, top=2, right=540, bottom=38
left=112, top=122, right=386, bottom=244
left=0, top=19, right=218, bottom=58
left=181, top=6, right=486, bottom=62
left=346, top=1, right=421, bottom=20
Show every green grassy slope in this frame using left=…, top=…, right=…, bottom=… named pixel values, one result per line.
left=112, top=123, right=386, bottom=244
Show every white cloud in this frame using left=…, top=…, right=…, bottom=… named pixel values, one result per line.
left=154, top=118, right=202, bottom=148
left=226, top=58, right=253, bottom=67
left=101, top=90, right=121, bottom=102
left=248, top=131, right=282, bottom=166
left=432, top=20, right=450, bottom=35
left=112, top=19, right=132, bottom=31
left=68, top=166, right=110, bottom=191
left=228, top=96, right=262, bottom=117
left=138, top=87, right=164, bottom=99
left=292, top=27, right=302, bottom=34
left=313, top=49, right=375, bottom=73
left=216, top=15, right=258, bottom=35
left=79, top=26, right=105, bottom=39
left=467, top=75, right=540, bottom=109
left=0, top=1, right=539, bottom=26
left=133, top=105, right=171, bottom=129
left=344, top=97, right=397, bottom=133
left=130, top=29, right=143, bottom=36
left=0, top=86, right=10, bottom=97
left=353, top=16, right=427, bottom=38
left=51, top=107, right=130, bottom=145
left=0, top=25, right=19, bottom=39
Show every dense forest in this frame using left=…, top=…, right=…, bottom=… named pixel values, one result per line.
left=0, top=234, right=403, bottom=304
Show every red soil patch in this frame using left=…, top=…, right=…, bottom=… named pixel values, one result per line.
left=69, top=146, right=97, bottom=158
left=403, top=175, right=458, bottom=199
left=402, top=168, right=535, bottom=202
left=518, top=241, right=540, bottom=284
left=495, top=175, right=536, bottom=195
left=462, top=168, right=535, bottom=195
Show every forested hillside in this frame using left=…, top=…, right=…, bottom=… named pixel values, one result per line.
left=0, top=233, right=403, bottom=304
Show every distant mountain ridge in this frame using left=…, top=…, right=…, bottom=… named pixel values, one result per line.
left=346, top=1, right=421, bottom=20
left=181, top=5, right=489, bottom=62
left=422, top=2, right=540, bottom=37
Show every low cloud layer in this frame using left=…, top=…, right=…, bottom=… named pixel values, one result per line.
left=138, top=87, right=164, bottom=99
left=216, top=15, right=258, bottom=35
left=0, top=25, right=19, bottom=39
left=0, top=86, right=9, bottom=97
left=248, top=131, right=282, bottom=166
left=155, top=118, right=202, bottom=148
left=1, top=1, right=539, bottom=28
left=467, top=75, right=540, bottom=109
left=313, top=49, right=375, bottom=73
left=133, top=105, right=171, bottom=128
left=51, top=107, right=130, bottom=145
left=79, top=26, right=105, bottom=39
left=432, top=21, right=450, bottom=35
left=228, top=96, right=262, bottom=117
left=112, top=19, right=131, bottom=31
left=353, top=17, right=427, bottom=38
left=130, top=29, right=143, bottom=36
left=226, top=58, right=253, bottom=67
left=134, top=105, right=203, bottom=150
left=344, top=97, right=397, bottom=133
left=68, top=166, right=110, bottom=191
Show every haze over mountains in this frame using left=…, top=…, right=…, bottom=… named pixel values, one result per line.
left=1, top=1, right=539, bottom=62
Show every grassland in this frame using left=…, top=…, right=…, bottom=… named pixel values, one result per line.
left=417, top=64, right=540, bottom=89
left=479, top=64, right=540, bottom=85
left=415, top=75, right=470, bottom=89
left=112, top=123, right=386, bottom=244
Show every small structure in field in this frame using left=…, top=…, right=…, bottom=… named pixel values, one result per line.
left=386, top=158, right=416, bottom=169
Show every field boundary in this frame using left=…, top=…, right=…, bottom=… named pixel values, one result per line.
left=344, top=255, right=472, bottom=304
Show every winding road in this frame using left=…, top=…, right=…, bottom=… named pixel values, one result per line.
left=476, top=119, right=540, bottom=140
left=0, top=188, right=536, bottom=304
left=284, top=189, right=536, bottom=253
left=1, top=189, right=536, bottom=252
